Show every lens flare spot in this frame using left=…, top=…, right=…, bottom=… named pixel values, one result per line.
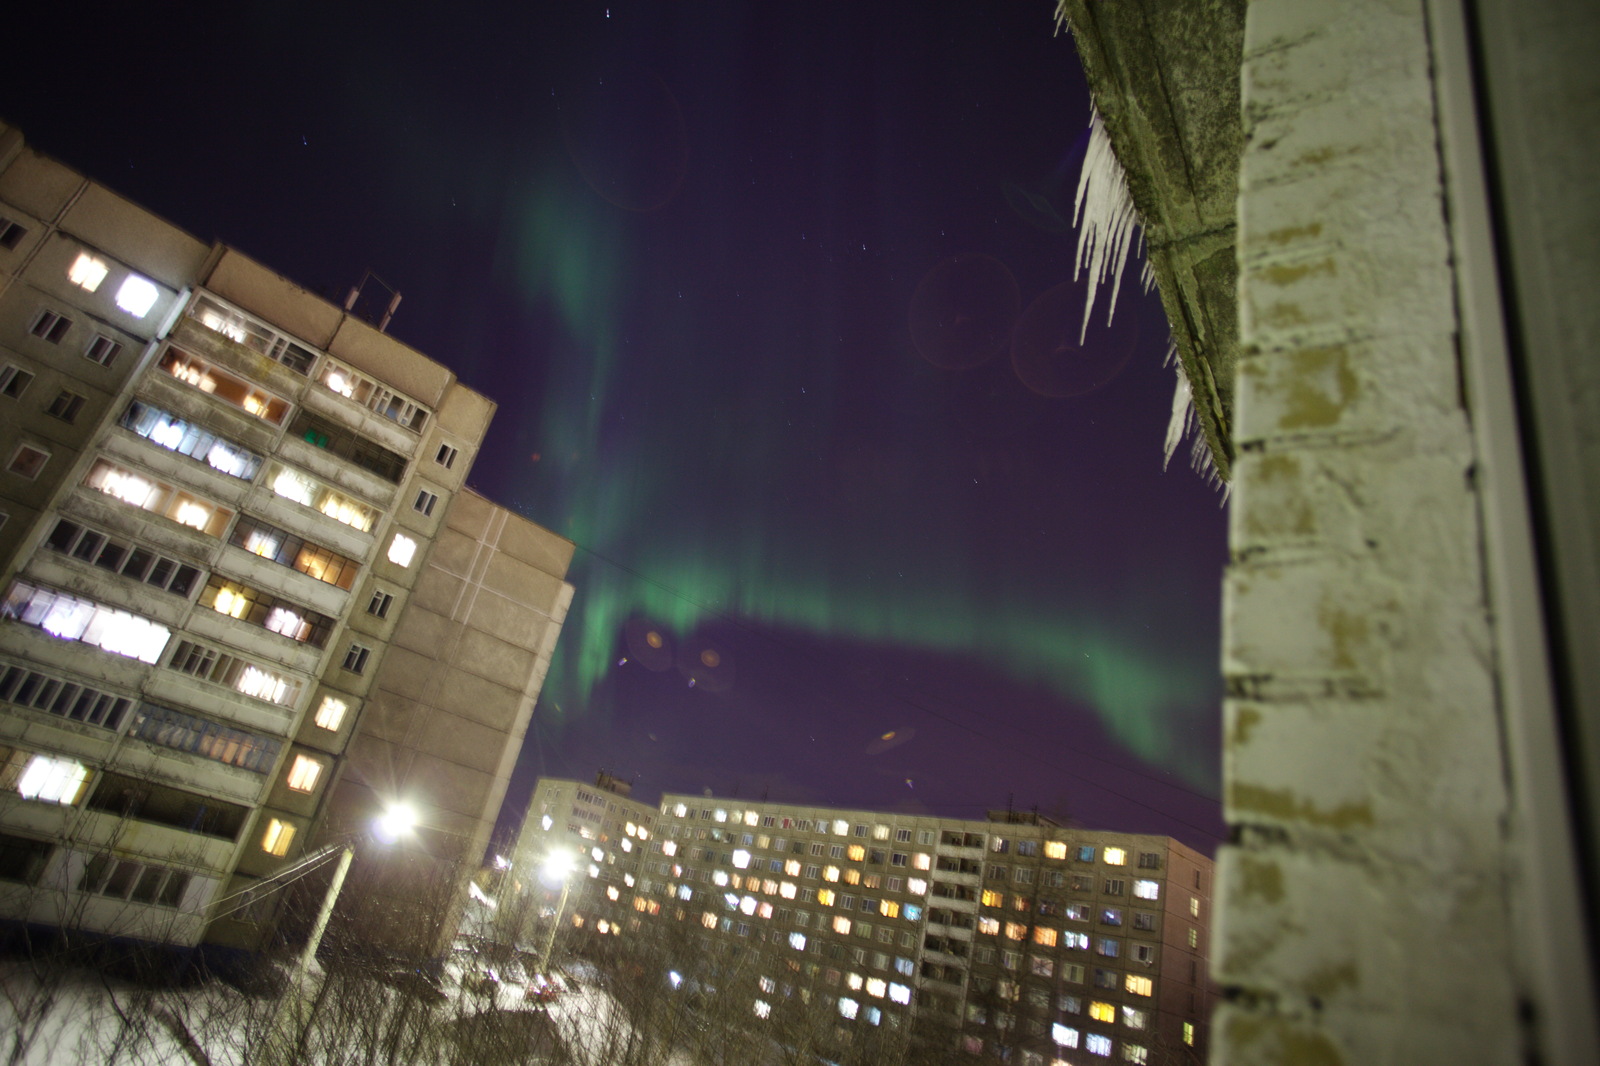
left=908, top=254, right=1020, bottom=370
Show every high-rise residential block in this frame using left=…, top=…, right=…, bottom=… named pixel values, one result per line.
left=0, top=122, right=573, bottom=957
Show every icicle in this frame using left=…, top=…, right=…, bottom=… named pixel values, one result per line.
left=1162, top=345, right=1191, bottom=471
left=1073, top=107, right=1142, bottom=344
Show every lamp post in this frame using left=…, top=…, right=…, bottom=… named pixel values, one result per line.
left=264, top=802, right=417, bottom=1065
left=536, top=849, right=576, bottom=974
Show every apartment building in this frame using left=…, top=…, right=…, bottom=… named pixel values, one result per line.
left=516, top=779, right=1214, bottom=1064
left=514, top=774, right=658, bottom=914
left=0, top=122, right=574, bottom=956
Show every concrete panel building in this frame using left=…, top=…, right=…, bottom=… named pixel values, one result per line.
left=516, top=778, right=1214, bottom=1065
left=0, top=121, right=573, bottom=957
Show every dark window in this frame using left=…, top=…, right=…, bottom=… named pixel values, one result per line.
left=44, top=520, right=201, bottom=596
left=342, top=644, right=370, bottom=674
left=413, top=489, right=438, bottom=516
left=85, top=771, right=247, bottom=839
left=1, top=366, right=34, bottom=399
left=367, top=590, right=393, bottom=618
left=7, top=446, right=49, bottom=479
left=0, top=218, right=28, bottom=250
left=30, top=311, right=71, bottom=343
left=435, top=443, right=458, bottom=469
left=287, top=410, right=408, bottom=482
left=85, top=335, right=123, bottom=367
left=0, top=832, right=51, bottom=885
left=0, top=661, right=133, bottom=731
left=47, top=390, right=86, bottom=423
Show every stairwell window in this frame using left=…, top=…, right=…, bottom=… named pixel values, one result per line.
left=68, top=253, right=108, bottom=292
left=386, top=534, right=416, bottom=567
left=285, top=755, right=322, bottom=793
left=313, top=696, right=347, bottom=731
left=115, top=275, right=159, bottom=318
left=261, top=818, right=296, bottom=856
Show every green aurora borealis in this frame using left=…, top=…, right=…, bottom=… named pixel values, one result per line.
left=508, top=168, right=1224, bottom=794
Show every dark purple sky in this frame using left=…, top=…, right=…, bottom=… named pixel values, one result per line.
left=2, top=1, right=1227, bottom=851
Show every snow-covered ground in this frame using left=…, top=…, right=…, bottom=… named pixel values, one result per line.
left=0, top=957, right=680, bottom=1066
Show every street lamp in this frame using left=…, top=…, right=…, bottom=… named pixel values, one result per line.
left=265, top=802, right=417, bottom=1065
left=537, top=848, right=576, bottom=974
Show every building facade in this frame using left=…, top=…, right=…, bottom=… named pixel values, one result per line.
left=516, top=780, right=1214, bottom=1065
left=0, top=123, right=573, bottom=956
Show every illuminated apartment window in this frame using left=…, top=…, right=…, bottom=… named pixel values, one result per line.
left=229, top=516, right=359, bottom=590
left=318, top=360, right=429, bottom=431
left=7, top=445, right=49, bottom=480
left=1132, top=879, right=1159, bottom=900
left=1182, top=1022, right=1195, bottom=1046
left=2, top=750, right=91, bottom=805
left=199, top=576, right=332, bottom=647
left=261, top=818, right=296, bottom=856
left=130, top=703, right=281, bottom=773
left=115, top=275, right=159, bottom=317
left=1, top=366, right=34, bottom=398
left=286, top=755, right=322, bottom=792
left=1121, top=1007, right=1147, bottom=1030
left=157, top=349, right=290, bottom=424
left=1044, top=841, right=1068, bottom=859
left=85, top=335, right=123, bottom=367
left=435, top=443, right=457, bottom=469
left=1189, top=896, right=1200, bottom=917
left=1124, top=974, right=1153, bottom=997
left=1053, top=1024, right=1080, bottom=1048
left=2, top=580, right=171, bottom=663
left=1034, top=926, right=1058, bottom=946
left=30, top=310, right=72, bottom=344
left=847, top=844, right=865, bottom=861
left=1086, top=1034, right=1113, bottom=1057
left=1088, top=999, right=1116, bottom=1023
left=121, top=402, right=264, bottom=480
left=267, top=465, right=376, bottom=531
left=1104, top=847, right=1126, bottom=866
left=982, top=889, right=1004, bottom=907
left=167, top=638, right=299, bottom=706
left=341, top=643, right=370, bottom=674
left=413, top=489, right=438, bottom=516
left=387, top=534, right=416, bottom=567
left=68, top=253, right=108, bottom=292
left=1188, top=927, right=1199, bottom=949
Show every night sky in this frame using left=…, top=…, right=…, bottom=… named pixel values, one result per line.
left=2, top=2, right=1227, bottom=851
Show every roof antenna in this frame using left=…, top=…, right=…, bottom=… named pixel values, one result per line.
left=344, top=270, right=403, bottom=333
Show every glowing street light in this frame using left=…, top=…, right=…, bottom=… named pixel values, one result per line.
left=373, top=802, right=417, bottom=843
left=537, top=848, right=577, bottom=972
left=264, top=802, right=417, bottom=1065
